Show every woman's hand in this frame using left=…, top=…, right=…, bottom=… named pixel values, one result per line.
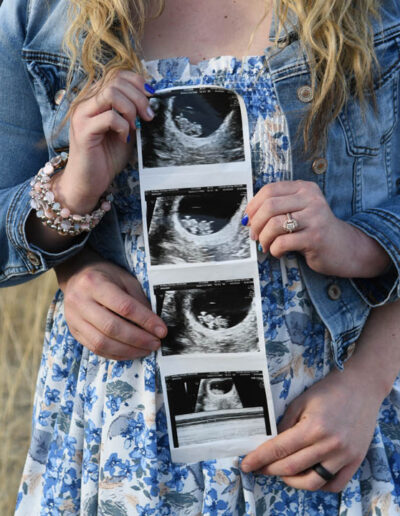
left=245, top=180, right=390, bottom=278
left=53, top=71, right=155, bottom=214
left=241, top=365, right=384, bottom=492
left=56, top=249, right=167, bottom=360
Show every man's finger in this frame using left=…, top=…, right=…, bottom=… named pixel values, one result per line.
left=93, top=280, right=167, bottom=339
left=241, top=421, right=312, bottom=472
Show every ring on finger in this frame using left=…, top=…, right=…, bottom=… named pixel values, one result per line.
left=283, top=212, right=299, bottom=233
left=312, top=463, right=335, bottom=482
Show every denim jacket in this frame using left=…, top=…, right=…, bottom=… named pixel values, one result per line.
left=0, top=0, right=399, bottom=368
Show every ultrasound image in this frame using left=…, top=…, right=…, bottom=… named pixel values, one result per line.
left=146, top=185, right=250, bottom=265
left=154, top=279, right=259, bottom=355
left=141, top=88, right=245, bottom=168
left=166, top=371, right=271, bottom=447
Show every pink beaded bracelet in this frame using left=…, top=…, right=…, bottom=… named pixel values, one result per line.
left=29, top=153, right=113, bottom=236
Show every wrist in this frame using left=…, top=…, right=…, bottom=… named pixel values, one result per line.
left=341, top=346, right=390, bottom=402
left=52, top=170, right=102, bottom=215
left=348, top=224, right=391, bottom=278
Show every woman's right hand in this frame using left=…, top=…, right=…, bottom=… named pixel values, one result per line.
left=53, top=71, right=155, bottom=214
left=55, top=248, right=167, bottom=360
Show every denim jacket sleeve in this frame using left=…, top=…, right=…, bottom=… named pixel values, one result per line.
left=0, top=0, right=91, bottom=287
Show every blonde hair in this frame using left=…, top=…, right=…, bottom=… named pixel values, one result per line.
left=64, top=0, right=380, bottom=154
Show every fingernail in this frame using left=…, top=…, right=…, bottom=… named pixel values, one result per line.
left=147, top=106, right=155, bottom=119
left=241, top=214, right=249, bottom=226
left=126, top=134, right=131, bottom=143
left=144, top=83, right=156, bottom=95
left=241, top=462, right=251, bottom=473
left=150, top=340, right=160, bottom=351
left=135, top=117, right=141, bottom=129
left=155, top=326, right=166, bottom=339
left=258, top=243, right=264, bottom=253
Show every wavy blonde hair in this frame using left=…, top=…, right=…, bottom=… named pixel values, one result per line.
left=64, top=0, right=380, bottom=154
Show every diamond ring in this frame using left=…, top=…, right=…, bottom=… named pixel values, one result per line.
left=283, top=213, right=299, bottom=233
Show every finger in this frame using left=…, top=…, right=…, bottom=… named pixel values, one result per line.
left=277, top=402, right=303, bottom=433
left=241, top=421, right=314, bottom=472
left=117, top=71, right=152, bottom=96
left=248, top=195, right=306, bottom=240
left=122, top=274, right=153, bottom=308
left=82, top=301, right=162, bottom=352
left=320, top=461, right=360, bottom=493
left=246, top=181, right=301, bottom=219
left=281, top=455, right=344, bottom=491
left=259, top=441, right=338, bottom=477
left=92, top=280, right=167, bottom=339
left=269, top=228, right=309, bottom=258
left=82, top=109, right=131, bottom=144
left=80, top=80, right=153, bottom=126
left=103, top=78, right=155, bottom=122
left=70, top=318, right=154, bottom=360
left=257, top=213, right=303, bottom=251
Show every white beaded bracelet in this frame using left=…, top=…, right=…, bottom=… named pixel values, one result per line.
left=29, top=152, right=113, bottom=236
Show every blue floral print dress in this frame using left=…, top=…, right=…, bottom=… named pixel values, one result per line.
left=16, top=56, right=400, bottom=516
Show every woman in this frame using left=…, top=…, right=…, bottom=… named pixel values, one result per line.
left=0, top=0, right=399, bottom=513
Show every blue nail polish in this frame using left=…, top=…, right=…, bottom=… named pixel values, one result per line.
left=144, top=83, right=156, bottom=95
left=258, top=243, right=264, bottom=253
left=135, top=117, right=141, bottom=129
left=241, top=214, right=249, bottom=226
left=127, top=134, right=131, bottom=143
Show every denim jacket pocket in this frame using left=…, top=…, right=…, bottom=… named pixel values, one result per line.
left=339, top=36, right=400, bottom=158
left=21, top=50, right=79, bottom=153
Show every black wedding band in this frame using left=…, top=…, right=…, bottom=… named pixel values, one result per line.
left=312, top=463, right=335, bottom=482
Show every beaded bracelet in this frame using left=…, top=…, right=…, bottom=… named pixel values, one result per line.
left=29, top=152, right=114, bottom=236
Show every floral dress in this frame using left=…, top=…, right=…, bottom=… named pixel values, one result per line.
left=16, top=56, right=400, bottom=516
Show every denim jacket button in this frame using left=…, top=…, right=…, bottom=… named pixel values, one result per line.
left=54, top=89, right=66, bottom=106
left=297, top=85, right=313, bottom=103
left=312, top=158, right=328, bottom=175
left=327, top=283, right=342, bottom=301
left=27, top=251, right=41, bottom=268
left=277, top=38, right=288, bottom=49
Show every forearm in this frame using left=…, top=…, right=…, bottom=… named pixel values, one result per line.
left=341, top=300, right=400, bottom=399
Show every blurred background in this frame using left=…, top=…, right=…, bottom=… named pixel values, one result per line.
left=0, top=0, right=55, bottom=512
left=0, top=273, right=57, bottom=515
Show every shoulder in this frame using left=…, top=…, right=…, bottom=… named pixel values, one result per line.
left=0, top=0, right=69, bottom=55
left=25, top=0, right=69, bottom=55
left=374, top=0, right=400, bottom=38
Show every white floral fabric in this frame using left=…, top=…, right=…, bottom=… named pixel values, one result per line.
left=16, top=56, right=400, bottom=516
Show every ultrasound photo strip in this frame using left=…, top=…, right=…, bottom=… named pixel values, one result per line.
left=145, top=185, right=251, bottom=266
left=136, top=86, right=277, bottom=462
left=154, top=279, right=259, bottom=356
left=140, top=87, right=245, bottom=169
left=164, top=370, right=273, bottom=461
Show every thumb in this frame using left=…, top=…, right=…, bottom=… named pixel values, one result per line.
left=278, top=398, right=304, bottom=433
left=121, top=271, right=152, bottom=309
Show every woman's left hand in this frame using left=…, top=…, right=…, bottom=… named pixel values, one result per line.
left=241, top=366, right=383, bottom=492
left=245, top=180, right=390, bottom=278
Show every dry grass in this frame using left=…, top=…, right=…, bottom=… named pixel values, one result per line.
left=0, top=273, right=58, bottom=516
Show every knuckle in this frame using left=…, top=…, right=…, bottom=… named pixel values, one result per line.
left=271, top=442, right=289, bottom=461
left=91, top=335, right=107, bottom=355
left=308, top=476, right=325, bottom=492
left=310, top=419, right=329, bottom=440
left=263, top=197, right=277, bottom=217
left=282, top=461, right=298, bottom=477
left=79, top=269, right=98, bottom=288
left=117, top=298, right=135, bottom=319
left=270, top=237, right=286, bottom=257
left=328, top=433, right=345, bottom=452
left=101, top=317, right=118, bottom=337
left=275, top=216, right=285, bottom=231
